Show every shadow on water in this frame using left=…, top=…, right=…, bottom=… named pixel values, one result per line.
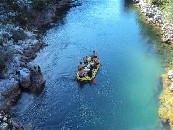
left=124, top=0, right=133, bottom=7
left=39, top=1, right=80, bottom=33
left=135, top=8, right=173, bottom=67
left=123, top=0, right=133, bottom=12
left=76, top=80, right=94, bottom=88
left=124, top=0, right=173, bottom=67
left=134, top=4, right=173, bottom=130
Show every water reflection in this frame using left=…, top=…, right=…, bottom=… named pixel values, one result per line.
left=124, top=0, right=133, bottom=8
left=123, top=0, right=133, bottom=12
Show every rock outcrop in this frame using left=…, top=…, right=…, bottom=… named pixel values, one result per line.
left=159, top=68, right=173, bottom=130
left=0, top=110, right=23, bottom=130
left=0, top=0, right=75, bottom=128
left=0, top=79, right=21, bottom=111
left=19, top=68, right=31, bottom=89
left=28, top=65, right=46, bottom=94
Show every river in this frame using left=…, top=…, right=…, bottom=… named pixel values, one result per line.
left=13, top=0, right=171, bottom=129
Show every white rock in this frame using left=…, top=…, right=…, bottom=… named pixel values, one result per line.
left=1, top=122, right=8, bottom=127
left=18, top=40, right=23, bottom=44
left=14, top=26, right=20, bottom=31
left=19, top=68, right=31, bottom=88
left=25, top=39, right=32, bottom=44
left=32, top=39, right=39, bottom=45
left=3, top=117, right=7, bottom=121
left=24, top=31, right=33, bottom=37
left=168, top=70, right=173, bottom=76
left=170, top=83, right=173, bottom=91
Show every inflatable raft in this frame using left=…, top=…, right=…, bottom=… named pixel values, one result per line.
left=76, top=63, right=100, bottom=82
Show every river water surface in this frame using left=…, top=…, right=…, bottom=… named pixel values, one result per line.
left=13, top=0, right=171, bottom=129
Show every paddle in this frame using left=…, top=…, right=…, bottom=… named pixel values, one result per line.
left=93, top=79, right=96, bottom=85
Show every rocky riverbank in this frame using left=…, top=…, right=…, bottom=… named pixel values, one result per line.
left=0, top=18, right=47, bottom=130
left=159, top=68, right=173, bottom=130
left=133, top=0, right=173, bottom=44
left=133, top=0, right=173, bottom=129
left=0, top=0, right=76, bottom=129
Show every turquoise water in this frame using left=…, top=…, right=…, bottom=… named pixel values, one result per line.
left=13, top=0, right=168, bottom=129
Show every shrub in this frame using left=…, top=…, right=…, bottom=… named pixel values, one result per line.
left=151, top=0, right=169, bottom=6
left=31, top=0, right=49, bottom=12
left=0, top=48, right=14, bottom=71
left=0, top=39, right=3, bottom=46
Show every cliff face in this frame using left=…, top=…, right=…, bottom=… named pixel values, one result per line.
left=0, top=0, right=75, bottom=129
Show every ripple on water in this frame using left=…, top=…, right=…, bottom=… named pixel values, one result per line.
left=13, top=0, right=165, bottom=129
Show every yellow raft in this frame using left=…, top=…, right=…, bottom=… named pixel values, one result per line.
left=76, top=63, right=100, bottom=81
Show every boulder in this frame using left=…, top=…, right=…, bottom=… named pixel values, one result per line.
left=0, top=79, right=21, bottom=110
left=11, top=118, right=24, bottom=130
left=0, top=111, right=11, bottom=130
left=11, top=28, right=27, bottom=42
left=31, top=40, right=45, bottom=52
left=0, top=122, right=8, bottom=130
left=24, top=31, right=34, bottom=38
left=170, top=83, right=173, bottom=91
left=168, top=70, right=173, bottom=79
left=0, top=111, right=24, bottom=130
left=133, top=0, right=139, bottom=3
left=2, top=32, right=10, bottom=39
left=19, top=68, right=31, bottom=89
left=30, top=65, right=45, bottom=94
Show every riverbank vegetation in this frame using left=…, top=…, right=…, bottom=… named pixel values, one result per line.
left=147, top=0, right=173, bottom=22
left=0, top=48, right=13, bottom=72
left=159, top=68, right=173, bottom=130
left=0, top=0, right=59, bottom=25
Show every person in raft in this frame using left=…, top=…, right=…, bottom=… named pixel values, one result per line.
left=84, top=64, right=90, bottom=72
left=83, top=56, right=88, bottom=64
left=78, top=62, right=83, bottom=71
left=91, top=51, right=97, bottom=62
left=79, top=68, right=87, bottom=78
left=83, top=56, right=92, bottom=64
left=92, top=51, right=97, bottom=58
left=94, top=58, right=100, bottom=68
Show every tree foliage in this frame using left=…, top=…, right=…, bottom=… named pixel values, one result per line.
left=0, top=48, right=13, bottom=71
left=150, top=0, right=169, bottom=6
left=147, top=0, right=173, bottom=23
left=0, top=0, right=58, bottom=25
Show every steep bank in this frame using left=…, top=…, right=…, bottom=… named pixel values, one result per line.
left=0, top=0, right=76, bottom=129
left=133, top=0, right=173, bottom=44
left=133, top=0, right=173, bottom=129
